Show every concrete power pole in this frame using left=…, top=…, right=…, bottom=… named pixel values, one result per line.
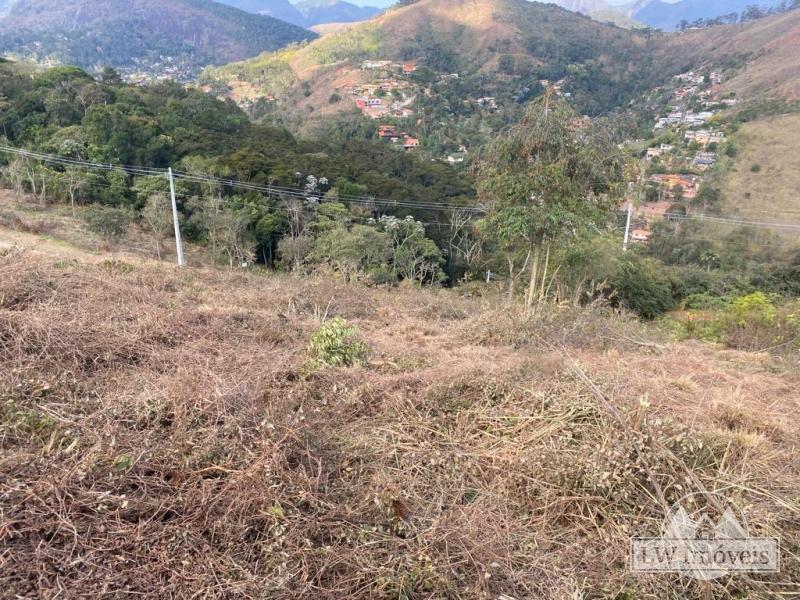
left=623, top=201, right=633, bottom=252
left=167, top=167, right=185, bottom=267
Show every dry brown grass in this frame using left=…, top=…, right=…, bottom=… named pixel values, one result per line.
left=1, top=250, right=799, bottom=599
left=0, top=191, right=215, bottom=266
left=677, top=10, right=800, bottom=102
left=717, top=113, right=800, bottom=224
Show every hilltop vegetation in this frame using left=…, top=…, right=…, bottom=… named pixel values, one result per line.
left=0, top=0, right=316, bottom=79
left=634, top=0, right=792, bottom=31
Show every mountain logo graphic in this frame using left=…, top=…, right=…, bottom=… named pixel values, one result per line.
left=630, top=492, right=780, bottom=580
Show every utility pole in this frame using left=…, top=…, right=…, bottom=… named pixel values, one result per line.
left=167, top=167, right=185, bottom=267
left=623, top=201, right=633, bottom=252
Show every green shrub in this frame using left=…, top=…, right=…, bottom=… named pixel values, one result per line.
left=369, top=267, right=396, bottom=287
left=610, top=253, right=674, bottom=319
left=718, top=292, right=787, bottom=351
left=308, top=317, right=369, bottom=368
left=669, top=266, right=750, bottom=301
left=682, top=292, right=727, bottom=311
left=82, top=205, right=130, bottom=246
left=726, top=292, right=776, bottom=327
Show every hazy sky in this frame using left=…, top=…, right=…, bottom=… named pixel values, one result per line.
left=338, top=0, right=681, bottom=8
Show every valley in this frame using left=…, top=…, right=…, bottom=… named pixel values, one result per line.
left=1, top=2, right=800, bottom=597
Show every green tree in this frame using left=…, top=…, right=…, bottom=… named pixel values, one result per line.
left=378, top=215, right=444, bottom=285
left=312, top=224, right=391, bottom=281
left=476, top=91, right=627, bottom=309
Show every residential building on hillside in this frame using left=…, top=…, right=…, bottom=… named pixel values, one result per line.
left=685, top=130, right=725, bottom=146
left=677, top=71, right=705, bottom=85
left=362, top=60, right=392, bottom=70
left=379, top=125, right=399, bottom=139
left=649, top=173, right=700, bottom=199
left=693, top=151, right=718, bottom=169
left=645, top=144, right=674, bottom=160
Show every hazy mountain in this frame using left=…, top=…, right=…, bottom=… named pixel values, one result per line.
left=217, top=0, right=381, bottom=26
left=538, top=0, right=610, bottom=13
left=0, top=0, right=316, bottom=76
left=295, top=0, right=382, bottom=25
left=633, top=0, right=780, bottom=30
left=216, top=0, right=307, bottom=26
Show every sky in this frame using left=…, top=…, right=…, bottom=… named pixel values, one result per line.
left=336, top=0, right=683, bottom=8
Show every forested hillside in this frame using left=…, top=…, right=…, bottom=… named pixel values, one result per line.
left=204, top=0, right=695, bottom=120
left=0, top=0, right=316, bottom=79
left=0, top=60, right=477, bottom=275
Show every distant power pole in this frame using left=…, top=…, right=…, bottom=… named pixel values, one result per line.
left=623, top=201, right=633, bottom=252
left=167, top=167, right=185, bottom=267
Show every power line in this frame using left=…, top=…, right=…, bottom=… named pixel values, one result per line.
left=0, top=144, right=163, bottom=176
left=730, top=207, right=800, bottom=217
left=9, top=144, right=799, bottom=234
left=662, top=212, right=800, bottom=231
left=6, top=166, right=470, bottom=233
left=0, top=144, right=487, bottom=215
left=171, top=172, right=485, bottom=213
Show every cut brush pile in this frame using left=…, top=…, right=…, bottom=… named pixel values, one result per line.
left=1, top=248, right=799, bottom=599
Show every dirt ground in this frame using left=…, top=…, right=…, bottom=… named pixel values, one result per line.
left=1, top=212, right=799, bottom=598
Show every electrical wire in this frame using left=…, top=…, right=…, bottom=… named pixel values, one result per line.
left=0, top=144, right=487, bottom=214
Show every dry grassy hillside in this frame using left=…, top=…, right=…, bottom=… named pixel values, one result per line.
left=677, top=10, right=800, bottom=102
left=1, top=213, right=799, bottom=597
left=310, top=22, right=358, bottom=35
left=716, top=112, right=800, bottom=221
left=663, top=11, right=800, bottom=228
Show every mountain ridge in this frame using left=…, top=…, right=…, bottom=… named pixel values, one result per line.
left=0, top=0, right=316, bottom=78
left=632, top=0, right=782, bottom=30
left=216, top=0, right=381, bottom=27
left=216, top=0, right=307, bottom=25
